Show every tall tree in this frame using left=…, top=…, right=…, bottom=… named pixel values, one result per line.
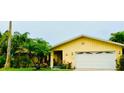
left=109, top=31, right=124, bottom=44
left=4, top=21, right=12, bottom=68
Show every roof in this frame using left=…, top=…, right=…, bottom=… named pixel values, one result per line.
left=52, top=34, right=124, bottom=49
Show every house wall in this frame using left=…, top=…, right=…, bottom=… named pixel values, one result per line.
left=51, top=37, right=123, bottom=68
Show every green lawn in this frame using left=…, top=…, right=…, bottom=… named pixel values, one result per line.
left=0, top=67, right=73, bottom=71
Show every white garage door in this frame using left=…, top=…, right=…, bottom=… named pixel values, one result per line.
left=75, top=51, right=116, bottom=70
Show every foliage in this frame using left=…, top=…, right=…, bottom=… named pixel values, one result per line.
left=116, top=55, right=124, bottom=71
left=0, top=55, right=6, bottom=68
left=57, top=63, right=72, bottom=69
left=110, top=31, right=124, bottom=70
left=0, top=31, right=51, bottom=68
left=109, top=31, right=124, bottom=44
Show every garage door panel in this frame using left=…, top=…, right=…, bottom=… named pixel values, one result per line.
left=75, top=52, right=116, bottom=70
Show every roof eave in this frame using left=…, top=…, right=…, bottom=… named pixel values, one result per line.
left=51, top=34, right=124, bottom=49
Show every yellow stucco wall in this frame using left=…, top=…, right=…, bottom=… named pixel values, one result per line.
left=52, top=37, right=123, bottom=68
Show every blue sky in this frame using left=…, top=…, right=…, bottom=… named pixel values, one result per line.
left=0, top=21, right=124, bottom=46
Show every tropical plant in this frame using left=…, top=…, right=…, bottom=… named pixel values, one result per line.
left=0, top=30, right=51, bottom=68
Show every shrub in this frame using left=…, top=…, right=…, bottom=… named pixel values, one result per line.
left=117, top=55, right=124, bottom=71
left=60, top=64, right=67, bottom=69
left=41, top=63, right=48, bottom=68
left=0, top=55, right=6, bottom=68
left=35, top=63, right=41, bottom=70
left=11, top=55, right=32, bottom=68
left=59, top=63, right=72, bottom=69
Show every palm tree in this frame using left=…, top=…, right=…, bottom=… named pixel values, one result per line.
left=11, top=32, right=30, bottom=67
left=4, top=21, right=12, bottom=68
left=0, top=31, right=9, bottom=55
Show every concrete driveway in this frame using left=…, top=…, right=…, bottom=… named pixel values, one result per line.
left=75, top=68, right=115, bottom=71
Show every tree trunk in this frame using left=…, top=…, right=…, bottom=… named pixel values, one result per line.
left=4, top=21, right=12, bottom=68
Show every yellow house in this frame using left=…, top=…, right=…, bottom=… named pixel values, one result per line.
left=50, top=34, right=124, bottom=70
